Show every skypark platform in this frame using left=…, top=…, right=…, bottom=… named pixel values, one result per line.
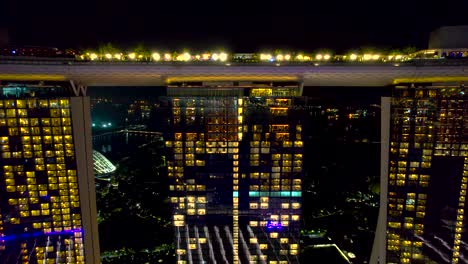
left=0, top=59, right=467, bottom=87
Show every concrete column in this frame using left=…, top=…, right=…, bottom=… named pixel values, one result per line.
left=71, top=96, right=101, bottom=264
left=370, top=97, right=391, bottom=264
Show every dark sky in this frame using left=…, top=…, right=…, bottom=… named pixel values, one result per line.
left=1, top=0, right=468, bottom=52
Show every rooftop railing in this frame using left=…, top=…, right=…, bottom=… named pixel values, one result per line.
left=1, top=55, right=468, bottom=67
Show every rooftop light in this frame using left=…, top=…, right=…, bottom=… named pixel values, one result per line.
left=260, top=54, right=272, bottom=61
left=152, top=52, right=161, bottom=61
left=128, top=53, right=136, bottom=60
left=349, top=54, right=357, bottom=60
left=182, top=53, right=191, bottom=61
left=219, top=53, right=228, bottom=62
left=315, top=54, right=323, bottom=60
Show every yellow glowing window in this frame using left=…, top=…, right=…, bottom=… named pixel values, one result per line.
left=31, top=210, right=40, bottom=216
left=291, top=203, right=301, bottom=209
left=197, top=209, right=206, bottom=215
left=249, top=221, right=258, bottom=227
left=5, top=178, right=15, bottom=186
left=26, top=178, right=36, bottom=184
left=270, top=232, right=278, bottom=238
left=6, top=109, right=16, bottom=117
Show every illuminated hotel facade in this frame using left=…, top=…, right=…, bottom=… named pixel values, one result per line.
left=0, top=83, right=99, bottom=263
left=372, top=83, right=467, bottom=264
left=164, top=83, right=303, bottom=264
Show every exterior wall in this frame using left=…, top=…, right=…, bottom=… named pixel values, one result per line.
left=370, top=97, right=390, bottom=264
left=1, top=63, right=467, bottom=87
left=165, top=86, right=303, bottom=264
left=71, top=97, right=100, bottom=264
left=383, top=84, right=467, bottom=264
left=0, top=95, right=99, bottom=263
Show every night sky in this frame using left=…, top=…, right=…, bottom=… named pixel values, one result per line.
left=1, top=0, right=468, bottom=51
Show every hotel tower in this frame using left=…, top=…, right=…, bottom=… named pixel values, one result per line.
left=0, top=83, right=99, bottom=264
left=373, top=83, right=467, bottom=264
left=164, top=83, right=304, bottom=264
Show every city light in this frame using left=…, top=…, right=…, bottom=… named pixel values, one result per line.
left=219, top=53, right=228, bottom=62
left=49, top=48, right=423, bottom=64
left=260, top=54, right=272, bottom=61
left=182, top=53, right=191, bottom=61
left=152, top=52, right=161, bottom=61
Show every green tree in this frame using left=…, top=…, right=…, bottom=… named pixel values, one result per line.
left=98, top=42, right=119, bottom=56
left=134, top=43, right=150, bottom=60
left=402, top=46, right=417, bottom=55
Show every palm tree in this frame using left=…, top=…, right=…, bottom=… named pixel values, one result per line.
left=98, top=42, right=119, bottom=56
left=134, top=43, right=150, bottom=60
left=402, top=46, right=417, bottom=55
